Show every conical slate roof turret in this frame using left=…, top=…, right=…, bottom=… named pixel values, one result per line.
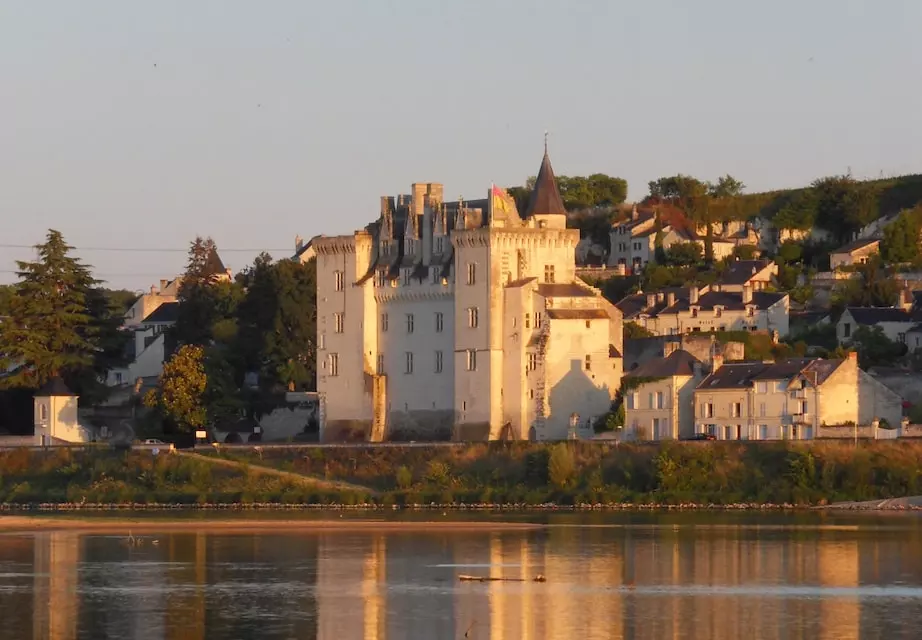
left=524, top=150, right=567, bottom=218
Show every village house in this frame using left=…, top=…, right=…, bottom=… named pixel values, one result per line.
left=616, top=284, right=790, bottom=337
left=622, top=349, right=704, bottom=441
left=314, top=150, right=624, bottom=443
left=836, top=290, right=921, bottom=345
left=716, top=259, right=777, bottom=292
left=33, top=378, right=93, bottom=445
left=830, top=239, right=880, bottom=270
left=693, top=353, right=902, bottom=441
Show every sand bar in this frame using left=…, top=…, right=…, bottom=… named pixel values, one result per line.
left=0, top=515, right=543, bottom=534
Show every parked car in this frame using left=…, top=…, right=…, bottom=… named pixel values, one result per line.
left=684, top=433, right=716, bottom=441
left=143, top=439, right=165, bottom=445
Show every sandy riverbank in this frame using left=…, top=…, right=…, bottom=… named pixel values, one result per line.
left=0, top=515, right=544, bottom=534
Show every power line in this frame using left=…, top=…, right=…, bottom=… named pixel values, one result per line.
left=0, top=244, right=290, bottom=253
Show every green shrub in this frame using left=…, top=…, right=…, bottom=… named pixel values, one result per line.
left=548, top=444, right=575, bottom=489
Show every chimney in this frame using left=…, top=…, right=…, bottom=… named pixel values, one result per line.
left=900, top=287, right=913, bottom=312
left=742, top=283, right=753, bottom=304
left=693, top=361, right=703, bottom=378
left=295, top=235, right=303, bottom=252
left=380, top=196, right=391, bottom=216
left=711, top=353, right=724, bottom=373
left=646, top=293, right=656, bottom=308
left=666, top=292, right=676, bottom=307
left=150, top=285, right=156, bottom=295
left=689, top=286, right=699, bottom=305
left=159, top=279, right=168, bottom=292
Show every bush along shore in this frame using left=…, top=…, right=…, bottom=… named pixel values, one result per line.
left=3, top=441, right=922, bottom=510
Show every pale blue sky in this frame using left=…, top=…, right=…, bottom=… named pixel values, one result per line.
left=2, top=0, right=921, bottom=289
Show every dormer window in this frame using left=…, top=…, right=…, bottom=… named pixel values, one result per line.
left=435, top=236, right=444, bottom=254
left=430, top=266, right=439, bottom=284
left=746, top=307, right=755, bottom=317
left=714, top=306, right=723, bottom=318
left=691, top=307, right=699, bottom=318
left=375, top=270, right=386, bottom=287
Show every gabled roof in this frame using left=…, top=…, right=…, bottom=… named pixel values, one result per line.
left=506, top=277, right=538, bottom=289
left=664, top=290, right=786, bottom=314
left=832, top=238, right=880, bottom=255
left=524, top=152, right=567, bottom=217
left=698, top=362, right=770, bottom=389
left=626, top=349, right=700, bottom=379
left=751, top=358, right=813, bottom=380
left=844, top=306, right=913, bottom=325
left=36, top=377, right=76, bottom=397
left=699, top=358, right=845, bottom=390
left=719, top=260, right=774, bottom=286
left=142, top=301, right=180, bottom=324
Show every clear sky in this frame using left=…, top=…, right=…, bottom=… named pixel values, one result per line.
left=2, top=0, right=921, bottom=290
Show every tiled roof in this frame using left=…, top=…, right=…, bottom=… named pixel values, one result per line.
left=698, top=362, right=770, bottom=389
left=800, top=359, right=845, bottom=385
left=547, top=309, right=610, bottom=320
left=699, top=358, right=845, bottom=390
left=203, top=247, right=227, bottom=277
left=524, top=152, right=567, bottom=217
left=626, top=349, right=700, bottom=379
left=832, top=238, right=880, bottom=254
left=142, top=302, right=180, bottom=324
left=845, top=307, right=913, bottom=325
left=537, top=283, right=597, bottom=298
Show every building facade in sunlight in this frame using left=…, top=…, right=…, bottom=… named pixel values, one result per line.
left=315, top=151, right=624, bottom=442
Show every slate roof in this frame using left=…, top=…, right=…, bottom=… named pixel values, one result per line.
left=142, top=301, right=180, bottom=324
left=845, top=307, right=913, bottom=325
left=609, top=344, right=622, bottom=358
left=615, top=287, right=689, bottom=319
left=537, top=283, right=597, bottom=298
left=719, top=260, right=774, bottom=286
left=663, top=290, right=786, bottom=314
left=204, top=247, right=227, bottom=277
left=699, top=358, right=845, bottom=390
left=524, top=152, right=567, bottom=217
left=832, top=238, right=880, bottom=255
left=547, top=309, right=610, bottom=320
left=37, top=377, right=76, bottom=396
left=626, top=349, right=700, bottom=379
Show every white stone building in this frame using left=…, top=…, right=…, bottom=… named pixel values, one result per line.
left=315, top=152, right=624, bottom=442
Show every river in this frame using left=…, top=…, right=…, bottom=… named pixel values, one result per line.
left=2, top=512, right=922, bottom=639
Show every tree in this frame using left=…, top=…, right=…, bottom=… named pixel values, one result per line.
left=172, top=237, right=242, bottom=348
left=773, top=191, right=817, bottom=231
left=732, top=245, right=760, bottom=260
left=812, top=176, right=879, bottom=242
left=847, top=326, right=906, bottom=369
left=624, top=322, right=656, bottom=339
left=777, top=241, right=804, bottom=265
left=664, top=242, right=703, bottom=267
left=882, top=207, right=922, bottom=264
left=236, top=255, right=317, bottom=394
left=831, top=255, right=900, bottom=310
left=709, top=175, right=745, bottom=198
left=547, top=444, right=575, bottom=489
left=0, top=285, right=14, bottom=317
left=0, top=230, right=97, bottom=390
left=144, top=344, right=208, bottom=432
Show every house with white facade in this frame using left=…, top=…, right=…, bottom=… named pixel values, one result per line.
left=693, top=353, right=902, bottom=440
left=836, top=289, right=921, bottom=346
left=716, top=259, right=777, bottom=292
left=623, top=349, right=704, bottom=441
left=106, top=302, right=179, bottom=387
left=314, top=151, right=625, bottom=443
left=617, top=284, right=790, bottom=338
left=830, top=239, right=880, bottom=270
left=33, top=378, right=93, bottom=444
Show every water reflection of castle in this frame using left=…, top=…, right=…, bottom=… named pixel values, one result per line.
left=16, top=526, right=922, bottom=639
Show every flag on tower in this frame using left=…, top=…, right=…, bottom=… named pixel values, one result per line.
left=491, top=184, right=518, bottom=218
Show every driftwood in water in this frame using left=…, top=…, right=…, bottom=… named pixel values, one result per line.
left=459, top=574, right=546, bottom=583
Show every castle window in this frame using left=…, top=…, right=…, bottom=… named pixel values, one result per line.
left=467, top=262, right=476, bottom=285
left=402, top=269, right=411, bottom=286
left=329, top=353, right=339, bottom=377
left=405, top=352, right=414, bottom=375
left=544, top=265, right=556, bottom=283
left=381, top=313, right=389, bottom=332
left=468, top=307, right=479, bottom=329
left=375, top=270, right=386, bottom=287
left=319, top=333, right=326, bottom=350
left=435, top=350, right=443, bottom=373
left=376, top=354, right=384, bottom=375
left=525, top=314, right=531, bottom=329
left=406, top=314, right=414, bottom=334
left=430, top=266, right=439, bottom=284
left=585, top=355, right=592, bottom=371
left=466, top=349, right=477, bottom=371
left=334, top=270, right=345, bottom=292
left=333, top=313, right=344, bottom=333
left=435, top=312, right=444, bottom=333
left=39, top=404, right=47, bottom=422
left=435, top=236, right=444, bottom=254
left=527, top=353, right=537, bottom=371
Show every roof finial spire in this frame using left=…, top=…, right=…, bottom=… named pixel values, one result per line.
left=544, top=130, right=548, bottom=154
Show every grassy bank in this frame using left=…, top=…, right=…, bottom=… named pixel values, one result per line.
left=3, top=442, right=922, bottom=507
